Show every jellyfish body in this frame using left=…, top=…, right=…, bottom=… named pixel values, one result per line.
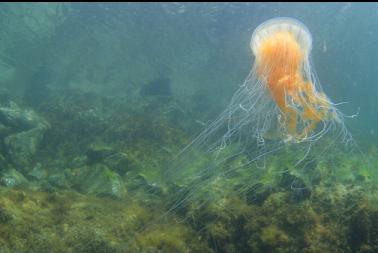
left=251, top=18, right=334, bottom=141
left=170, top=18, right=349, bottom=182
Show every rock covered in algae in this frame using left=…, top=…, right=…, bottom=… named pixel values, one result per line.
left=73, top=164, right=127, bottom=199
left=0, top=100, right=50, bottom=171
left=85, top=143, right=132, bottom=175
left=0, top=168, right=28, bottom=187
left=103, top=152, right=131, bottom=176
left=85, top=142, right=116, bottom=164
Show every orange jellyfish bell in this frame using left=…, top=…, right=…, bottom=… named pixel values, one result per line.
left=250, top=18, right=332, bottom=141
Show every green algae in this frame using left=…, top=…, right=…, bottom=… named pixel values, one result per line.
left=0, top=87, right=375, bottom=252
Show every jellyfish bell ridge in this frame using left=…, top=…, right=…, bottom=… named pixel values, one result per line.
left=250, top=17, right=312, bottom=57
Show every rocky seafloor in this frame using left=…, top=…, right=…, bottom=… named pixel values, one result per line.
left=0, top=84, right=377, bottom=253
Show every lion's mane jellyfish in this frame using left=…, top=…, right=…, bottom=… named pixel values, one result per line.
left=251, top=18, right=337, bottom=142
left=161, top=17, right=351, bottom=222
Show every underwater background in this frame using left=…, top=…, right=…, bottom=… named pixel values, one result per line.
left=0, top=2, right=377, bottom=253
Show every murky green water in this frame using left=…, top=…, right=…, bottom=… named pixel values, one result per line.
left=0, top=3, right=376, bottom=252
